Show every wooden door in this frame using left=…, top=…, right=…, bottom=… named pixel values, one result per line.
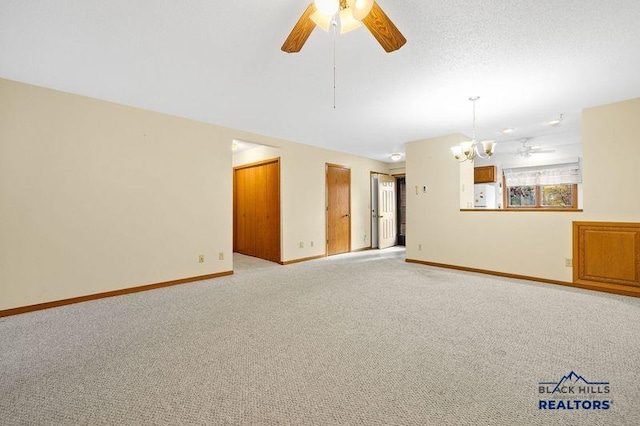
left=378, top=174, right=396, bottom=249
left=255, top=161, right=280, bottom=262
left=244, top=166, right=257, bottom=255
left=326, top=164, right=351, bottom=256
left=233, top=159, right=280, bottom=263
left=234, top=167, right=255, bottom=255
left=253, top=164, right=267, bottom=258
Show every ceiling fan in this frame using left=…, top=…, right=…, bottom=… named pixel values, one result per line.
left=281, top=0, right=406, bottom=53
left=516, top=138, right=556, bottom=158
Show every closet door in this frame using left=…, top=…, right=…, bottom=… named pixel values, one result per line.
left=243, top=166, right=257, bottom=256
left=233, top=158, right=280, bottom=263
left=254, top=163, right=268, bottom=259
left=234, top=166, right=256, bottom=256
left=326, top=164, right=351, bottom=256
left=262, top=161, right=280, bottom=262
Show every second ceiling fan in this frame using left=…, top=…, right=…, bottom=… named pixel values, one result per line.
left=282, top=0, right=406, bottom=53
left=516, top=139, right=556, bottom=158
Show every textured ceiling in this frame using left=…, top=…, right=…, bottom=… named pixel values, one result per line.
left=1, top=0, right=639, bottom=161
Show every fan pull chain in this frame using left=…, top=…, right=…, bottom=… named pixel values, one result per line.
left=332, top=18, right=337, bottom=109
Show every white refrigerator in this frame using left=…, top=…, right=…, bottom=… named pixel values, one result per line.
left=474, top=184, right=496, bottom=208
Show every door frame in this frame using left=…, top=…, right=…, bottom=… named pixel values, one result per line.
left=377, top=173, right=397, bottom=249
left=326, top=163, right=351, bottom=256
left=233, top=157, right=281, bottom=263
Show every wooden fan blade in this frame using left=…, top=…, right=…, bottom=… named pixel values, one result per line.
left=281, top=3, right=317, bottom=53
left=362, top=2, right=406, bottom=53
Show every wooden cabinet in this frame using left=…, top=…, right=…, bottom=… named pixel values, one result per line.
left=474, top=165, right=497, bottom=183
left=573, top=222, right=640, bottom=296
left=233, top=158, right=281, bottom=263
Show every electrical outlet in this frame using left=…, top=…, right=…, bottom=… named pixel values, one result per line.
left=299, top=241, right=304, bottom=249
left=198, top=255, right=205, bottom=263
left=418, top=244, right=422, bottom=251
left=310, top=241, right=314, bottom=247
left=218, top=252, right=224, bottom=261
left=565, top=258, right=573, bottom=267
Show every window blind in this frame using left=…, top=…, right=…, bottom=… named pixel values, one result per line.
left=503, top=159, right=582, bottom=186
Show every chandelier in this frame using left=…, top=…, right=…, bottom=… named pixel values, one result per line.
left=311, top=0, right=374, bottom=33
left=451, top=97, right=497, bottom=162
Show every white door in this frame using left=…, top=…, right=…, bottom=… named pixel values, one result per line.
left=378, top=174, right=396, bottom=249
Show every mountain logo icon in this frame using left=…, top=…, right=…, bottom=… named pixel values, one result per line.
left=539, top=371, right=609, bottom=394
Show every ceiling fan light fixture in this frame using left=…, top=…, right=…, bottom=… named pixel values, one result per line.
left=282, top=0, right=406, bottom=53
left=352, top=0, right=374, bottom=20
left=314, top=0, right=339, bottom=16
left=310, top=10, right=333, bottom=32
left=339, top=8, right=361, bottom=34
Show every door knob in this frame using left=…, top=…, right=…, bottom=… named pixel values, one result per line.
left=379, top=215, right=384, bottom=218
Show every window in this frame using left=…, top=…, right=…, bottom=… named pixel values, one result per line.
left=507, top=184, right=577, bottom=209
left=503, top=159, right=581, bottom=210
left=541, top=184, right=574, bottom=207
left=508, top=185, right=536, bottom=207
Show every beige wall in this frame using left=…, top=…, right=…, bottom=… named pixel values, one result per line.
left=406, top=97, right=640, bottom=282
left=0, top=79, right=234, bottom=310
left=6, top=76, right=635, bottom=310
left=233, top=141, right=390, bottom=262
left=0, top=78, right=391, bottom=310
left=582, top=97, right=640, bottom=220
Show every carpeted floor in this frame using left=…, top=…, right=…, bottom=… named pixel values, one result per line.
left=1, top=248, right=639, bottom=425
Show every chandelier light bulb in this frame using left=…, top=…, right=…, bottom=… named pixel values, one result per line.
left=314, top=0, right=339, bottom=16
left=450, top=146, right=463, bottom=160
left=460, top=141, right=474, bottom=156
left=481, top=140, right=497, bottom=156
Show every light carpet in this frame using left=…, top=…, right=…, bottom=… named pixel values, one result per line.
left=1, top=248, right=639, bottom=425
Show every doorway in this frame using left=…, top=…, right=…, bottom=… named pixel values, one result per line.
left=371, top=173, right=379, bottom=248
left=371, top=172, right=401, bottom=249
left=396, top=176, right=406, bottom=246
left=377, top=174, right=396, bottom=249
left=326, top=163, right=351, bottom=256
left=233, top=158, right=281, bottom=263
